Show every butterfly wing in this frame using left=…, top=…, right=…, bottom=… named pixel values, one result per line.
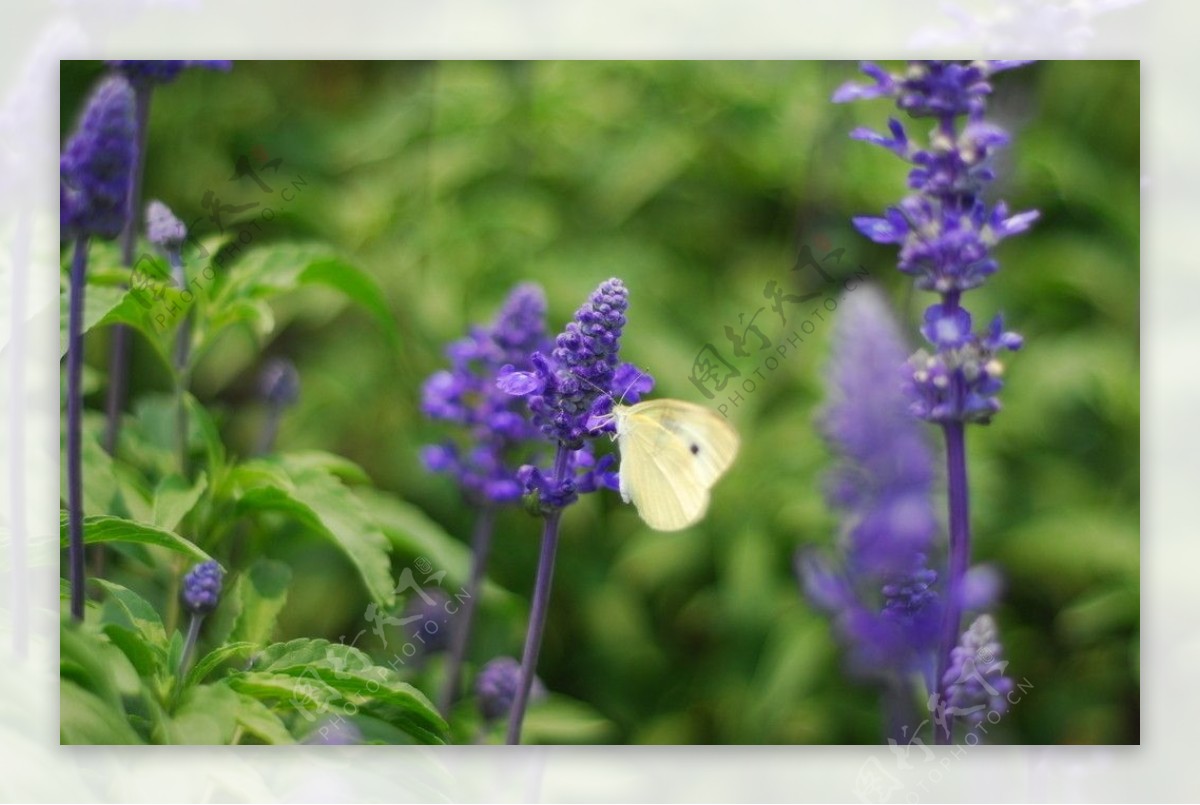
left=625, top=399, right=740, bottom=487
left=617, top=418, right=711, bottom=531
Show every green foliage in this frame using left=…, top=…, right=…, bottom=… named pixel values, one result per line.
left=60, top=60, right=1139, bottom=744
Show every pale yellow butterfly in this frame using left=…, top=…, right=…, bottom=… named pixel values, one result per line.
left=608, top=399, right=740, bottom=531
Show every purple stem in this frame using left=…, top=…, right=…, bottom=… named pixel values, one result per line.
left=506, top=445, right=569, bottom=745
left=67, top=235, right=91, bottom=621
left=103, top=83, right=152, bottom=455
left=438, top=505, right=497, bottom=715
left=935, top=419, right=971, bottom=744
left=179, top=612, right=204, bottom=678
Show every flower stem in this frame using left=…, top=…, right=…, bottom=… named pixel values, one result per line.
left=103, top=83, right=151, bottom=455
left=438, top=505, right=496, bottom=715
left=67, top=235, right=90, bottom=621
left=179, top=611, right=203, bottom=678
left=935, top=420, right=971, bottom=744
left=506, top=445, right=569, bottom=745
left=170, top=253, right=191, bottom=475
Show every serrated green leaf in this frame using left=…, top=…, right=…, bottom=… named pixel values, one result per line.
left=102, top=623, right=163, bottom=678
left=186, top=642, right=256, bottom=687
left=254, top=637, right=375, bottom=676
left=225, top=670, right=341, bottom=723
left=230, top=691, right=295, bottom=744
left=60, top=681, right=144, bottom=745
left=151, top=473, right=208, bottom=532
left=92, top=578, right=167, bottom=648
left=230, top=457, right=393, bottom=607
left=60, top=512, right=216, bottom=564
left=230, top=559, right=292, bottom=647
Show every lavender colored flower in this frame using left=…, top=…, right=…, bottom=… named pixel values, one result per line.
left=941, top=614, right=1014, bottom=729
left=837, top=61, right=1036, bottom=424
left=145, top=199, right=186, bottom=249
left=499, top=278, right=653, bottom=510
left=181, top=560, right=223, bottom=615
left=836, top=60, right=1032, bottom=742
left=475, top=657, right=544, bottom=722
left=60, top=75, right=137, bottom=240
left=107, top=60, right=232, bottom=85
left=421, top=283, right=552, bottom=505
left=801, top=286, right=941, bottom=678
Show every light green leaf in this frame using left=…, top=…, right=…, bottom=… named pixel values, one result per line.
left=151, top=473, right=208, bottom=532
left=102, top=623, right=163, bottom=678
left=60, top=512, right=216, bottom=564
left=165, top=682, right=241, bottom=745
left=231, top=691, right=295, bottom=744
left=92, top=578, right=167, bottom=648
left=518, top=695, right=618, bottom=744
left=60, top=681, right=143, bottom=745
left=186, top=642, right=256, bottom=688
left=229, top=559, right=292, bottom=648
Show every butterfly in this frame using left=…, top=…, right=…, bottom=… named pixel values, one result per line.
left=608, top=399, right=740, bottom=531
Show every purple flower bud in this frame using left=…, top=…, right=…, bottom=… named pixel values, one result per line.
left=475, top=656, right=544, bottom=722
left=259, top=358, right=300, bottom=408
left=942, top=614, right=1014, bottom=729
left=145, top=199, right=186, bottom=249
left=181, top=560, right=223, bottom=615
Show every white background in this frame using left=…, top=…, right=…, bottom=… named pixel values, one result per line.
left=0, top=0, right=1185, bottom=801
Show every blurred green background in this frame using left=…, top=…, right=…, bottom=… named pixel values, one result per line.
left=61, top=60, right=1139, bottom=744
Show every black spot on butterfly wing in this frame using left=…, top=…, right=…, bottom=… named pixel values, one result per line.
left=690, top=443, right=700, bottom=455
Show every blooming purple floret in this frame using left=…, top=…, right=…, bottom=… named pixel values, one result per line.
left=941, top=614, right=1014, bottom=729
left=107, top=60, right=233, bottom=85
left=181, top=560, right=223, bottom=615
left=499, top=278, right=653, bottom=510
left=422, top=283, right=552, bottom=504
left=801, top=286, right=941, bottom=677
left=837, top=61, right=1037, bottom=424
left=60, top=76, right=137, bottom=240
left=476, top=656, right=544, bottom=722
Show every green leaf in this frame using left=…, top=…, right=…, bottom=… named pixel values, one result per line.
left=186, top=642, right=256, bottom=687
left=231, top=638, right=447, bottom=744
left=60, top=681, right=144, bottom=745
left=60, top=512, right=216, bottom=564
left=92, top=578, right=167, bottom=648
left=102, top=623, right=163, bottom=678
left=151, top=472, right=208, bottom=532
left=225, top=670, right=341, bottom=723
left=230, top=691, right=295, bottom=744
left=356, top=488, right=511, bottom=604
left=164, top=682, right=241, bottom=745
left=229, top=559, right=292, bottom=647
left=230, top=457, right=394, bottom=607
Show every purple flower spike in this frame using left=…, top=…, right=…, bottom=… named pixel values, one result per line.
left=60, top=76, right=137, bottom=240
left=421, top=283, right=552, bottom=505
left=942, top=614, right=1014, bottom=729
left=476, top=657, right=544, bottom=722
left=803, top=286, right=941, bottom=678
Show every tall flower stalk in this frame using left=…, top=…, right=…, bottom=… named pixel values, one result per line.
left=834, top=60, right=1036, bottom=742
left=498, top=278, right=651, bottom=744
left=102, top=60, right=232, bottom=455
left=61, top=75, right=137, bottom=620
left=420, top=283, right=552, bottom=714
